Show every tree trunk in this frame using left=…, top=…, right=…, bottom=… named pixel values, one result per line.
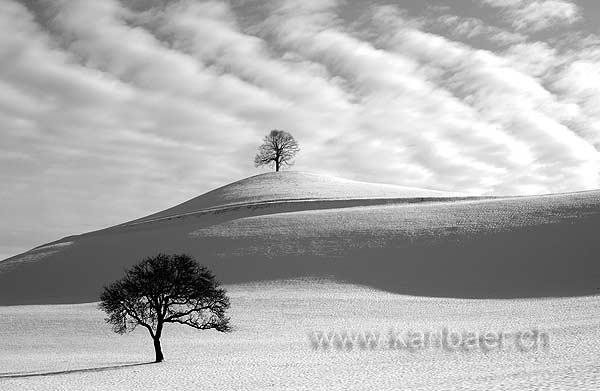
left=275, top=159, right=280, bottom=172
left=153, top=336, right=164, bottom=363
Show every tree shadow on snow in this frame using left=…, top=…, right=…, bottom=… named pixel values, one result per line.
left=0, top=361, right=154, bottom=379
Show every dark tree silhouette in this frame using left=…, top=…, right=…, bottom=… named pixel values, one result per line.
left=254, top=130, right=300, bottom=172
left=99, top=254, right=230, bottom=363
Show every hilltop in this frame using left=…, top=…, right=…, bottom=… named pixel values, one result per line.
left=128, top=171, right=464, bottom=224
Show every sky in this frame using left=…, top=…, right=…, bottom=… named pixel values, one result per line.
left=1, top=0, right=600, bottom=259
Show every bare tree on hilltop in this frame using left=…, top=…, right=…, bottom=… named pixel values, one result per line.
left=254, top=130, right=300, bottom=172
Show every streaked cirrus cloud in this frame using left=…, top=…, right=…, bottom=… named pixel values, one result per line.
left=481, top=0, right=581, bottom=32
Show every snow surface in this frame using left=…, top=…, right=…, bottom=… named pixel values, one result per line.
left=133, top=171, right=465, bottom=223
left=1, top=280, right=599, bottom=390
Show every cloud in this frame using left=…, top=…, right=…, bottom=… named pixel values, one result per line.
left=435, top=14, right=527, bottom=45
left=0, top=0, right=599, bottom=258
left=481, top=0, right=581, bottom=32
left=502, top=41, right=559, bottom=77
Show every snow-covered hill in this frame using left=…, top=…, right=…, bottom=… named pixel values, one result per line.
left=1, top=172, right=599, bottom=304
left=129, top=171, right=465, bottom=224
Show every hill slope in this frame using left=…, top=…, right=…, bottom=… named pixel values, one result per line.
left=1, top=172, right=599, bottom=304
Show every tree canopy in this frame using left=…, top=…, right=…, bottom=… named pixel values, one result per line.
left=254, top=129, right=300, bottom=172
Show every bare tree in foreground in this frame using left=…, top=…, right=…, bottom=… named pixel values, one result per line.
left=99, top=254, right=230, bottom=363
left=254, top=129, right=300, bottom=172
